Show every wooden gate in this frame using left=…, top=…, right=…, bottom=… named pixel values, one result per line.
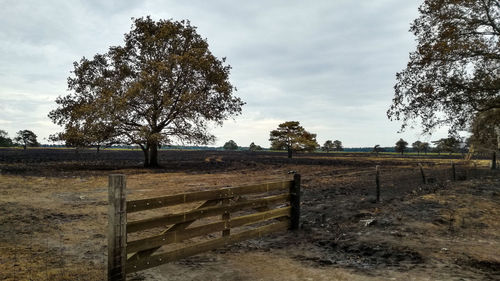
left=108, top=174, right=301, bottom=280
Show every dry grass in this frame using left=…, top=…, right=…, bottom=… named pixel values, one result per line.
left=0, top=155, right=499, bottom=280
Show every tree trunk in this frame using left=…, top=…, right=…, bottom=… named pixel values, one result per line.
left=142, top=147, right=150, bottom=168
left=149, top=144, right=159, bottom=167
left=492, top=151, right=497, bottom=170
left=96, top=145, right=100, bottom=153
left=287, top=148, right=292, bottom=158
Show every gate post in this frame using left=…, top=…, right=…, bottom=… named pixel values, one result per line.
left=375, top=165, right=380, bottom=202
left=290, top=174, right=301, bottom=230
left=108, top=174, right=127, bottom=281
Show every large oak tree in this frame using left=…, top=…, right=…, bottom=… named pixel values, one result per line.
left=388, top=0, right=499, bottom=136
left=49, top=17, right=244, bottom=167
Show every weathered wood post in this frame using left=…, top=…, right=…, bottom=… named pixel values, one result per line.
left=222, top=198, right=231, bottom=237
left=375, top=165, right=380, bottom=202
left=108, top=174, right=127, bottom=281
left=290, top=174, right=301, bottom=230
left=451, top=161, right=456, bottom=181
left=418, top=163, right=426, bottom=184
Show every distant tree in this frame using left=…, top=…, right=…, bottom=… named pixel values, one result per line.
left=322, top=140, right=334, bottom=153
left=395, top=138, right=408, bottom=155
left=373, top=144, right=382, bottom=156
left=269, top=121, right=319, bottom=158
left=433, top=137, right=461, bottom=155
left=0, top=130, right=13, bottom=147
left=248, top=142, right=263, bottom=151
left=420, top=142, right=430, bottom=155
left=412, top=140, right=423, bottom=155
left=333, top=140, right=343, bottom=151
left=14, top=130, right=39, bottom=150
left=48, top=17, right=244, bottom=167
left=388, top=0, right=500, bottom=138
left=223, top=140, right=238, bottom=150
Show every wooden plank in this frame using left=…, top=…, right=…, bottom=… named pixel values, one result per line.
left=127, top=199, right=220, bottom=262
left=127, top=181, right=292, bottom=213
left=127, top=193, right=290, bottom=233
left=108, top=174, right=127, bottom=281
left=125, top=221, right=289, bottom=274
left=126, top=207, right=291, bottom=254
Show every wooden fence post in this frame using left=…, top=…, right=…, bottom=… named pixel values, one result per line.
left=290, top=174, right=301, bottom=230
left=418, top=163, right=426, bottom=184
left=375, top=165, right=380, bottom=202
left=222, top=198, right=230, bottom=237
left=108, top=174, right=127, bottom=281
left=491, top=151, right=497, bottom=170
left=451, top=161, right=456, bottom=181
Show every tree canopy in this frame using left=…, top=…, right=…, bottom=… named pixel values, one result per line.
left=322, top=140, right=334, bottom=152
left=248, top=142, right=263, bottom=151
left=14, top=130, right=38, bottom=150
left=333, top=140, right=343, bottom=151
left=433, top=137, right=461, bottom=154
left=469, top=109, right=500, bottom=152
left=49, top=17, right=244, bottom=167
left=0, top=130, right=13, bottom=147
left=388, top=0, right=500, bottom=135
left=395, top=138, right=408, bottom=155
left=412, top=140, right=423, bottom=154
left=269, top=121, right=319, bottom=158
left=223, top=140, right=238, bottom=150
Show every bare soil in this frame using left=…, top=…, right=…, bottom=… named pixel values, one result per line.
left=0, top=149, right=499, bottom=280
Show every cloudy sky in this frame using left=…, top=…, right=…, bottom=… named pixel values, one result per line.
left=0, top=0, right=453, bottom=147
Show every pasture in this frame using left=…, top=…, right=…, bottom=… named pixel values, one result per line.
left=0, top=149, right=499, bottom=280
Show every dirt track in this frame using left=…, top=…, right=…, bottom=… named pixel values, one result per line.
left=0, top=149, right=499, bottom=280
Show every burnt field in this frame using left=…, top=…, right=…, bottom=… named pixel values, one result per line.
left=0, top=148, right=469, bottom=175
left=0, top=148, right=499, bottom=280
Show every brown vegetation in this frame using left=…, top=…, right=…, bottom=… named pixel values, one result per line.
left=0, top=149, right=499, bottom=280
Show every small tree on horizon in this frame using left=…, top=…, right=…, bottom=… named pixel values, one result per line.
left=322, top=140, right=334, bottom=152
left=0, top=130, right=13, bottom=147
left=333, top=140, right=343, bottom=151
left=373, top=144, right=382, bottom=156
left=420, top=142, right=430, bottom=155
left=249, top=142, right=263, bottom=151
left=269, top=121, right=319, bottom=158
left=395, top=138, right=408, bottom=155
left=432, top=137, right=461, bottom=155
left=412, top=140, right=423, bottom=155
left=14, top=130, right=39, bottom=150
left=223, top=140, right=238, bottom=150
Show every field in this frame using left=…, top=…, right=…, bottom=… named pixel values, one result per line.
left=0, top=148, right=499, bottom=280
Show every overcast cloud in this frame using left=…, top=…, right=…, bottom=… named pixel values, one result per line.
left=0, top=0, right=452, bottom=147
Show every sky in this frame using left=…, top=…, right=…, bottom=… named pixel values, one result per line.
left=0, top=0, right=455, bottom=147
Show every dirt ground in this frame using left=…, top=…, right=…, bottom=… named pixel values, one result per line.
left=0, top=149, right=499, bottom=280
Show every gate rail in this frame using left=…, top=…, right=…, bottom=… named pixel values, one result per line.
left=107, top=174, right=301, bottom=281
